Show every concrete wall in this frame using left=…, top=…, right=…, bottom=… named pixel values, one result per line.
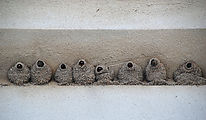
left=0, top=29, right=206, bottom=83
left=0, top=0, right=206, bottom=29
left=0, top=0, right=206, bottom=82
left=0, top=0, right=206, bottom=83
left=0, top=86, right=206, bottom=120
left=0, top=1, right=206, bottom=120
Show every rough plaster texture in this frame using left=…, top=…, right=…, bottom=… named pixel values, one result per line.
left=0, top=0, right=206, bottom=29
left=0, top=29, right=206, bottom=84
left=0, top=86, right=206, bottom=120
left=0, top=0, right=206, bottom=83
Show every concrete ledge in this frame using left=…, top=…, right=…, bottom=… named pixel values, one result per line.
left=0, top=86, right=205, bottom=120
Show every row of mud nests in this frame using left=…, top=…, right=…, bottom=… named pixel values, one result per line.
left=7, top=58, right=206, bottom=86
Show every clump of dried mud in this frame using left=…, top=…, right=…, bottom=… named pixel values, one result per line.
left=173, top=60, right=206, bottom=85
left=73, top=59, right=95, bottom=85
left=145, top=58, right=168, bottom=85
left=54, top=63, right=73, bottom=85
left=174, top=73, right=206, bottom=85
left=7, top=62, right=30, bottom=85
left=173, top=60, right=202, bottom=78
left=117, top=61, right=143, bottom=85
left=94, top=65, right=115, bottom=85
left=31, top=60, right=52, bottom=85
left=5, top=59, right=206, bottom=86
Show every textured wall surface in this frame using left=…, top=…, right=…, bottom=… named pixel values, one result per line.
left=0, top=0, right=206, bottom=83
left=0, top=0, right=206, bottom=120
left=0, top=0, right=206, bottom=29
left=0, top=29, right=206, bottom=83
left=0, top=86, right=206, bottom=120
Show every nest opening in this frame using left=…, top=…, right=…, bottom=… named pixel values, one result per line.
left=61, top=64, right=66, bottom=69
left=37, top=60, right=44, bottom=67
left=151, top=59, right=158, bottom=67
left=79, top=60, right=85, bottom=66
left=16, top=64, right=23, bottom=69
left=186, top=62, right=192, bottom=69
left=127, top=62, right=133, bottom=68
left=97, top=67, right=103, bottom=72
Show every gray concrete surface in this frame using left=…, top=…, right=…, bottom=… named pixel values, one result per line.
left=0, top=86, right=206, bottom=120
left=0, top=0, right=206, bottom=29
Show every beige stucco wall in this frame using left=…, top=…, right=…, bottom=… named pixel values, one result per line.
left=1, top=0, right=206, bottom=83
left=0, top=29, right=206, bottom=83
